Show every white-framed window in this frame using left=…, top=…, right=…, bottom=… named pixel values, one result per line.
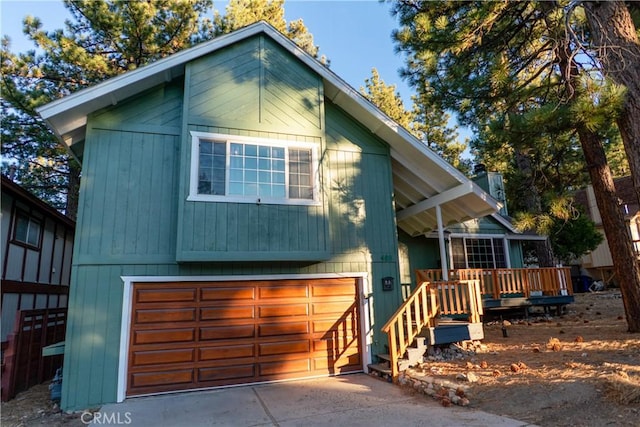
left=451, top=237, right=507, bottom=269
left=13, top=211, right=42, bottom=248
left=188, top=132, right=320, bottom=205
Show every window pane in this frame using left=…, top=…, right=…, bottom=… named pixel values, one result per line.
left=258, top=158, right=270, bottom=170
left=27, top=220, right=41, bottom=246
left=289, top=148, right=313, bottom=199
left=259, top=184, right=272, bottom=197
left=245, top=170, right=257, bottom=183
left=198, top=181, right=211, bottom=194
left=273, top=172, right=285, bottom=184
left=245, top=157, right=257, bottom=170
left=229, top=182, right=243, bottom=195
left=199, top=154, right=212, bottom=168
left=258, top=171, right=271, bottom=183
left=245, top=144, right=257, bottom=157
left=230, top=143, right=243, bottom=155
left=198, top=141, right=226, bottom=195
left=213, top=142, right=226, bottom=155
left=272, top=185, right=286, bottom=198
left=273, top=159, right=285, bottom=172
left=230, top=156, right=243, bottom=168
left=259, top=146, right=270, bottom=157
left=200, top=141, right=212, bottom=154
left=229, top=169, right=243, bottom=181
left=245, top=183, right=258, bottom=196
left=14, top=215, right=29, bottom=242
left=272, top=147, right=285, bottom=159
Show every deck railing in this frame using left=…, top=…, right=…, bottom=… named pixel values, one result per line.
left=417, top=267, right=573, bottom=299
left=381, top=279, right=482, bottom=378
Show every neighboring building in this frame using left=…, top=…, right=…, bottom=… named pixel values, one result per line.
left=574, top=175, right=640, bottom=284
left=37, top=22, right=503, bottom=410
left=1, top=175, right=75, bottom=346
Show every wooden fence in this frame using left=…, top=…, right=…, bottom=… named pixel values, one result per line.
left=1, top=308, right=66, bottom=401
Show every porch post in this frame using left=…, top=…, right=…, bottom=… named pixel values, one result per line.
left=436, top=204, right=448, bottom=281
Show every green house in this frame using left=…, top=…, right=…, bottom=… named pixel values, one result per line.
left=38, top=22, right=502, bottom=410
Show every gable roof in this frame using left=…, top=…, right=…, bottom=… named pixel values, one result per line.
left=1, top=175, right=75, bottom=228
left=36, top=21, right=501, bottom=237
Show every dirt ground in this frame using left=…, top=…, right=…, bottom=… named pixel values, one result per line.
left=418, top=289, right=640, bottom=426
left=1, top=289, right=639, bottom=427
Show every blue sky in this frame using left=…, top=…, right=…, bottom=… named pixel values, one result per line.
left=0, top=0, right=414, bottom=105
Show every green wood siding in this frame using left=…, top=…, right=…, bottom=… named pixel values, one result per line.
left=186, top=36, right=322, bottom=134
left=446, top=215, right=508, bottom=234
left=176, top=34, right=328, bottom=261
left=74, top=127, right=178, bottom=264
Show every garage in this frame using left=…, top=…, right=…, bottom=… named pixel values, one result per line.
left=126, top=277, right=362, bottom=396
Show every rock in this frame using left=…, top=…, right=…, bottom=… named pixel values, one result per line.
left=575, top=336, right=584, bottom=343
left=480, top=360, right=489, bottom=369
left=466, top=372, right=479, bottom=383
left=456, top=373, right=468, bottom=381
left=510, top=363, right=521, bottom=373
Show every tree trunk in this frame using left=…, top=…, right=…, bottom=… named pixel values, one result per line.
left=576, top=125, right=640, bottom=332
left=583, top=0, right=640, bottom=207
left=554, top=7, right=640, bottom=331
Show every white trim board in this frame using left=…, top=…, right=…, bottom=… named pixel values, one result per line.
left=117, top=272, right=371, bottom=403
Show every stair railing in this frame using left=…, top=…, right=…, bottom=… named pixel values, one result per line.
left=381, top=278, right=484, bottom=378
left=381, top=279, right=438, bottom=378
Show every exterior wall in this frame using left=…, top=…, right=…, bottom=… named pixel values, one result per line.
left=397, top=230, right=440, bottom=294
left=508, top=240, right=524, bottom=268
left=177, top=36, right=329, bottom=261
left=1, top=180, right=74, bottom=342
left=472, top=172, right=508, bottom=216
left=63, top=35, right=401, bottom=410
left=447, top=216, right=507, bottom=235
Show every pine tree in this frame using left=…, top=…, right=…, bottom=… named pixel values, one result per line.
left=360, top=68, right=470, bottom=173
left=1, top=0, right=322, bottom=218
left=390, top=0, right=640, bottom=331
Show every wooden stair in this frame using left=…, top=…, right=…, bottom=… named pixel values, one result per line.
left=368, top=337, right=428, bottom=380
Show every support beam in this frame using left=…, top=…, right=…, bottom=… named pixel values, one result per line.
left=436, top=204, right=448, bottom=281
left=396, top=183, right=475, bottom=222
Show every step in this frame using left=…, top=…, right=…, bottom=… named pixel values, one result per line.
left=367, top=362, right=392, bottom=376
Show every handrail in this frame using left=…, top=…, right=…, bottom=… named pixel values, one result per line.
left=417, top=267, right=573, bottom=298
left=380, top=279, right=482, bottom=378
left=381, top=280, right=437, bottom=378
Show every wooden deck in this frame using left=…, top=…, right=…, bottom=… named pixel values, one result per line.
left=417, top=267, right=575, bottom=311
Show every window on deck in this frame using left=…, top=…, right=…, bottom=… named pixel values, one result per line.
left=451, top=237, right=507, bottom=269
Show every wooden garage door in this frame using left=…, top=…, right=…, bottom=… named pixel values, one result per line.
left=127, top=278, right=361, bottom=396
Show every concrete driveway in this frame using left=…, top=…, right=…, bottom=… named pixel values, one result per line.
left=94, top=374, right=535, bottom=426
